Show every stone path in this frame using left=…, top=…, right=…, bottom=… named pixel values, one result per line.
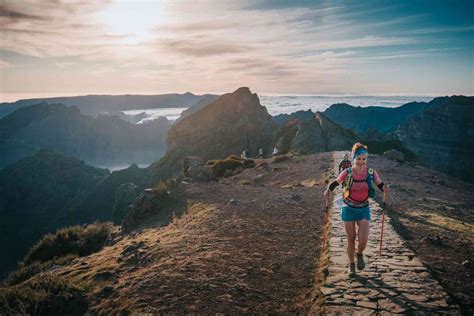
left=320, top=151, right=459, bottom=315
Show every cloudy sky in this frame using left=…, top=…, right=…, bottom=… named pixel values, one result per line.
left=0, top=0, right=473, bottom=100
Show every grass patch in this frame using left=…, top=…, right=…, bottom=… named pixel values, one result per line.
left=406, top=210, right=474, bottom=235
left=4, top=255, right=78, bottom=286
left=0, top=275, right=89, bottom=315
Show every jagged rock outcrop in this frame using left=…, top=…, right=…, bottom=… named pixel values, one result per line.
left=272, top=110, right=315, bottom=126
left=175, top=94, right=219, bottom=123
left=152, top=87, right=277, bottom=180
left=122, top=180, right=186, bottom=233
left=395, top=96, right=474, bottom=183
left=0, top=103, right=171, bottom=168
left=273, top=112, right=357, bottom=154
left=181, top=157, right=216, bottom=182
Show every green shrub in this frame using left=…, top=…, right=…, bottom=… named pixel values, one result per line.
left=0, top=275, right=89, bottom=315
left=23, top=222, right=113, bottom=265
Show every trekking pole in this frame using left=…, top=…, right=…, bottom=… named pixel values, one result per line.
left=379, top=190, right=387, bottom=256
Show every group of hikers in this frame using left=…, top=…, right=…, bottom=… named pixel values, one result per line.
left=240, top=147, right=280, bottom=159
left=325, top=143, right=390, bottom=276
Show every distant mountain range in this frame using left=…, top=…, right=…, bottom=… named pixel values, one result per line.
left=321, top=98, right=447, bottom=133
left=0, top=103, right=171, bottom=169
left=0, top=92, right=217, bottom=118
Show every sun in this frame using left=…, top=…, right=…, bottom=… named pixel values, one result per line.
left=96, top=1, right=165, bottom=44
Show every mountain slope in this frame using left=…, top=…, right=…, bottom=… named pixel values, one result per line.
left=395, top=96, right=474, bottom=183
left=0, top=150, right=153, bottom=279
left=322, top=99, right=443, bottom=133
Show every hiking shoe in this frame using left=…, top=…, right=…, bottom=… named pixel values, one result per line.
left=348, top=262, right=356, bottom=277
left=356, top=253, right=366, bottom=270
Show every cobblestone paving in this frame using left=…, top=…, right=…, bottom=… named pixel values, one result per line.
left=321, top=151, right=460, bottom=315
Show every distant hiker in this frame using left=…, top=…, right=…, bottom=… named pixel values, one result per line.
left=324, top=143, right=390, bottom=276
left=339, top=153, right=352, bottom=188
left=241, top=149, right=250, bottom=159
left=272, top=147, right=279, bottom=156
left=339, top=153, right=352, bottom=173
left=257, top=148, right=264, bottom=158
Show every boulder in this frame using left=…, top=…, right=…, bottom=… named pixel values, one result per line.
left=383, top=149, right=405, bottom=162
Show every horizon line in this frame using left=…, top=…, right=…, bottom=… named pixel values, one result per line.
left=2, top=91, right=470, bottom=103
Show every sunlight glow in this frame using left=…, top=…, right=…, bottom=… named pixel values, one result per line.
left=96, top=1, right=165, bottom=44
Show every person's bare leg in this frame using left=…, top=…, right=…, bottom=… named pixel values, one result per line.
left=356, top=220, right=369, bottom=254
left=344, top=221, right=356, bottom=263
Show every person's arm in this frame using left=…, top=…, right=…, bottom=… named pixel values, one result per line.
left=374, top=170, right=389, bottom=193
left=325, top=170, right=347, bottom=195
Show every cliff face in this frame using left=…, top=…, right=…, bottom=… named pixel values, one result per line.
left=153, top=87, right=277, bottom=180
left=395, top=96, right=474, bottom=183
left=0, top=103, right=171, bottom=169
left=273, top=112, right=357, bottom=154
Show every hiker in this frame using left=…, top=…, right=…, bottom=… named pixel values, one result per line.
left=339, top=153, right=352, bottom=189
left=257, top=148, right=264, bottom=158
left=324, top=143, right=390, bottom=276
left=241, top=149, right=250, bottom=160
left=339, top=153, right=352, bottom=174
left=272, top=147, right=279, bottom=156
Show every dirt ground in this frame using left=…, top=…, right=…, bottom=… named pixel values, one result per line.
left=57, top=153, right=332, bottom=314
left=367, top=154, right=474, bottom=315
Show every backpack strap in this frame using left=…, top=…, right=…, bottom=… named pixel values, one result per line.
left=367, top=167, right=375, bottom=198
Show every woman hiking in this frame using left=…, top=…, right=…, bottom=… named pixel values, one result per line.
left=324, top=143, right=389, bottom=276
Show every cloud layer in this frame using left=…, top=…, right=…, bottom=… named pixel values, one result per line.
left=1, top=0, right=473, bottom=97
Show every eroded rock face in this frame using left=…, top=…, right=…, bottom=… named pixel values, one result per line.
left=273, top=112, right=356, bottom=154
left=152, top=87, right=277, bottom=180
left=395, top=96, right=474, bottom=183
left=181, top=156, right=216, bottom=182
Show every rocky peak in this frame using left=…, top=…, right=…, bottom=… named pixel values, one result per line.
left=273, top=112, right=356, bottom=154
left=152, top=87, right=276, bottom=180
